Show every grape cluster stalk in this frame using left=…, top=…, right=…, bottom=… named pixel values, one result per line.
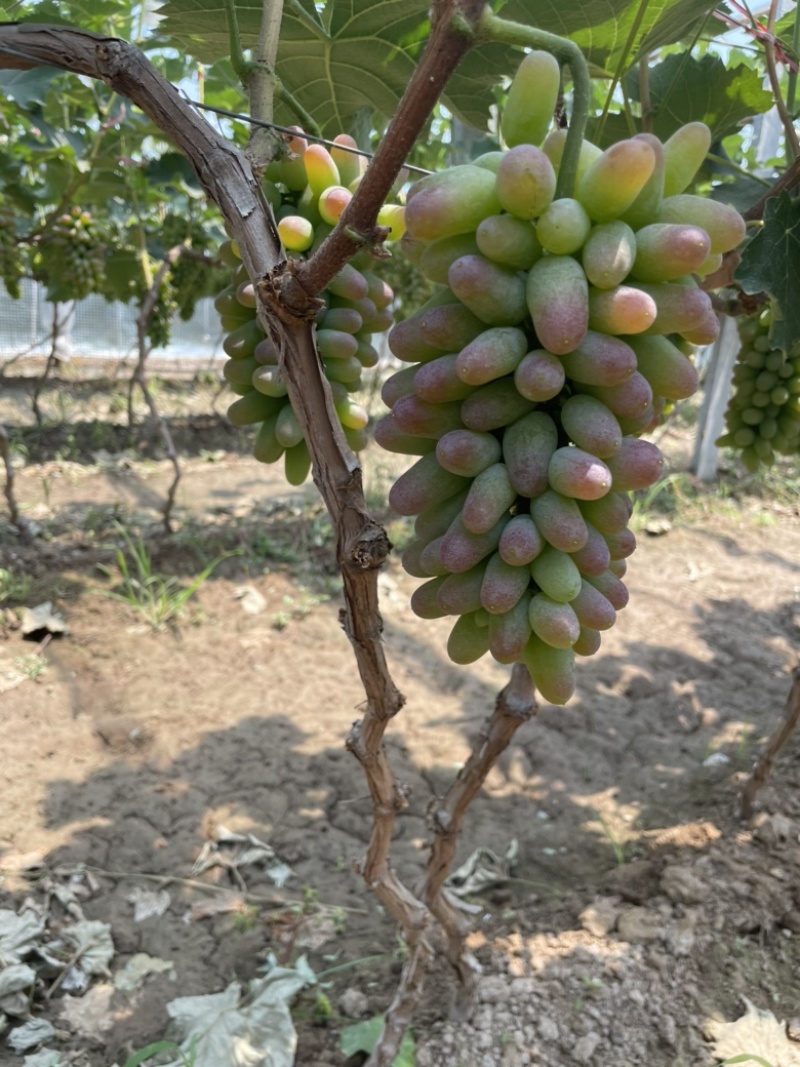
left=377, top=52, right=747, bottom=704
left=215, top=128, right=405, bottom=486
left=717, top=305, right=800, bottom=469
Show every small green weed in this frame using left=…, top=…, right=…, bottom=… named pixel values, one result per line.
left=14, top=653, right=48, bottom=680
left=271, top=586, right=329, bottom=630
left=594, top=811, right=627, bottom=866
left=122, top=1039, right=197, bottom=1067
left=98, top=524, right=234, bottom=632
left=0, top=568, right=31, bottom=605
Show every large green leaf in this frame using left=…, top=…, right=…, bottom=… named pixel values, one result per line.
left=158, top=0, right=432, bottom=134
left=498, top=0, right=720, bottom=72
left=737, top=192, right=800, bottom=354
left=636, top=52, right=773, bottom=142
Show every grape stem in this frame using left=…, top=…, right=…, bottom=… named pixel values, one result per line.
left=475, top=8, right=591, bottom=201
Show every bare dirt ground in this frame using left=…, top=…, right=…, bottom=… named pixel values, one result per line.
left=1, top=371, right=799, bottom=1067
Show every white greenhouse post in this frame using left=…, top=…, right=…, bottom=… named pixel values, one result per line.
left=691, top=314, right=741, bottom=481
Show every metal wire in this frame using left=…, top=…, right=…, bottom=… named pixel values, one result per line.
left=182, top=95, right=433, bottom=176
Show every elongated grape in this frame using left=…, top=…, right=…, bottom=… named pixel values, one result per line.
left=456, top=327, right=528, bottom=385
left=619, top=133, right=665, bottom=231
left=558, top=331, right=637, bottom=387
left=531, top=545, right=582, bottom=603
left=569, top=521, right=611, bottom=577
left=560, top=394, right=622, bottom=458
left=573, top=626, right=602, bottom=657
left=634, top=282, right=713, bottom=336
left=513, top=349, right=564, bottom=402
left=502, top=50, right=561, bottom=148
left=605, top=437, right=665, bottom=491
left=548, top=447, right=612, bottom=501
left=419, top=233, right=481, bottom=285
left=462, top=462, right=517, bottom=534
left=604, top=527, right=637, bottom=560
left=542, top=129, right=603, bottom=185
left=476, top=214, right=543, bottom=270
left=436, top=429, right=502, bottom=477
left=461, top=378, right=536, bottom=432
left=414, top=354, right=476, bottom=403
left=224, top=319, right=264, bottom=359
left=382, top=365, right=418, bottom=408
left=403, top=538, right=437, bottom=579
left=418, top=303, right=486, bottom=351
left=276, top=404, right=304, bottom=448
left=418, top=536, right=448, bottom=576
left=536, top=198, right=592, bottom=256
left=285, top=439, right=311, bottom=485
left=581, top=220, right=637, bottom=290
left=571, top=580, right=618, bottom=627
left=480, top=552, right=531, bottom=614
left=503, top=410, right=559, bottom=497
left=448, top=255, right=528, bottom=326
left=228, top=390, right=283, bottom=426
left=586, top=569, right=629, bottom=610
left=656, top=194, right=745, bottom=254
left=489, top=593, right=533, bottom=664
left=252, top=365, right=288, bottom=398
left=438, top=564, right=488, bottom=615
left=526, top=255, right=589, bottom=356
left=440, top=512, right=509, bottom=573
left=522, top=635, right=576, bottom=704
left=662, top=122, right=712, bottom=197
left=406, top=165, right=502, bottom=242
left=414, top=487, right=471, bottom=542
left=499, top=514, right=545, bottom=566
left=374, top=415, right=435, bottom=456
left=448, top=612, right=491, bottom=665
left=629, top=335, right=699, bottom=400
left=529, top=593, right=580, bottom=649
left=577, top=139, right=656, bottom=222
left=411, top=576, right=450, bottom=619
left=392, top=395, right=465, bottom=439
left=495, top=145, right=557, bottom=220
left=579, top=492, right=632, bottom=536
left=588, top=286, right=657, bottom=335
left=223, top=356, right=259, bottom=390
left=578, top=372, right=654, bottom=420
left=389, top=453, right=471, bottom=516
left=330, top=133, right=363, bottom=188
left=327, top=263, right=368, bottom=301
left=530, top=489, right=589, bottom=553
left=253, top=414, right=284, bottom=464
left=631, top=223, right=711, bottom=283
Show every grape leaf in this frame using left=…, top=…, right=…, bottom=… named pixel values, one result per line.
left=497, top=0, right=720, bottom=72
left=635, top=52, right=773, bottom=142
left=339, top=1015, right=415, bottom=1066
left=736, top=191, right=800, bottom=353
left=157, top=0, right=431, bottom=135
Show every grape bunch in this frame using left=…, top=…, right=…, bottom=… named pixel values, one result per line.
left=377, top=50, right=746, bottom=704
left=39, top=206, right=106, bottom=301
left=217, top=128, right=404, bottom=486
left=0, top=202, right=23, bottom=299
left=716, top=306, right=800, bottom=469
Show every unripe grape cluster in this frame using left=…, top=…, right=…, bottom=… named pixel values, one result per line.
left=39, top=206, right=106, bottom=301
left=0, top=203, right=23, bottom=299
left=377, top=51, right=746, bottom=704
left=216, top=128, right=404, bottom=485
left=716, top=306, right=800, bottom=470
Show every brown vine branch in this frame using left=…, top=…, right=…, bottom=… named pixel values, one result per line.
left=32, top=302, right=73, bottom=426
left=740, top=666, right=800, bottom=820
left=294, top=0, right=487, bottom=299
left=765, top=0, right=800, bottom=162
left=0, top=420, right=26, bottom=535
left=131, top=247, right=184, bottom=533
left=0, top=14, right=539, bottom=1062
